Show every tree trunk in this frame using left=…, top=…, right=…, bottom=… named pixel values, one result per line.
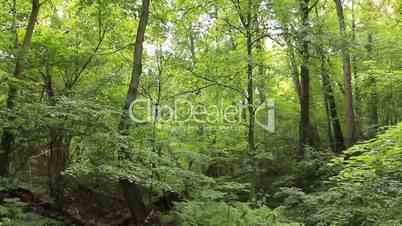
left=119, top=178, right=149, bottom=226
left=351, top=0, right=362, bottom=137
left=315, top=5, right=345, bottom=153
left=41, top=68, right=70, bottom=207
left=284, top=30, right=301, bottom=98
left=334, top=0, right=357, bottom=147
left=298, top=0, right=314, bottom=157
left=230, top=0, right=257, bottom=200
left=366, top=33, right=379, bottom=137
left=319, top=50, right=346, bottom=153
left=189, top=27, right=197, bottom=70
left=246, top=30, right=255, bottom=161
left=246, top=24, right=257, bottom=201
left=324, top=90, right=336, bottom=152
left=284, top=23, right=320, bottom=155
left=118, top=0, right=151, bottom=159
left=48, top=133, right=70, bottom=208
left=0, top=0, right=40, bottom=176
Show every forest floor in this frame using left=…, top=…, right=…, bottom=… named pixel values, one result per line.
left=0, top=185, right=136, bottom=226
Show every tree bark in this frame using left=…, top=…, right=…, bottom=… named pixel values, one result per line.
left=284, top=23, right=320, bottom=156
left=119, top=178, right=149, bottom=226
left=0, top=0, right=40, bottom=176
left=323, top=90, right=336, bottom=152
left=284, top=30, right=302, bottom=99
left=298, top=0, right=314, bottom=157
left=246, top=27, right=257, bottom=200
left=315, top=5, right=345, bottom=153
left=319, top=50, right=346, bottom=153
left=334, top=0, right=357, bottom=147
left=351, top=0, right=362, bottom=137
left=48, top=133, right=70, bottom=207
left=231, top=0, right=257, bottom=200
left=366, top=33, right=378, bottom=137
left=246, top=29, right=255, bottom=162
left=189, top=26, right=197, bottom=70
left=118, top=0, right=151, bottom=159
left=40, top=66, right=70, bottom=207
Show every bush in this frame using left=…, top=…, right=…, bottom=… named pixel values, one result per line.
left=276, top=123, right=402, bottom=226
left=176, top=200, right=300, bottom=226
left=0, top=198, right=64, bottom=226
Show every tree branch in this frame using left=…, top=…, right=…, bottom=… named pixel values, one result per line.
left=68, top=28, right=107, bottom=89
left=188, top=70, right=246, bottom=97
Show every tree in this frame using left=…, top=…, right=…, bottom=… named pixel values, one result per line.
left=297, top=0, right=312, bottom=155
left=366, top=32, right=379, bottom=138
left=0, top=0, right=40, bottom=176
left=119, top=0, right=151, bottom=159
left=0, top=0, right=401, bottom=225
left=318, top=50, right=345, bottom=153
left=229, top=0, right=270, bottom=200
left=315, top=6, right=345, bottom=153
left=333, top=0, right=357, bottom=146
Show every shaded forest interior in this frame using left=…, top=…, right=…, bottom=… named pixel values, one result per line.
left=0, top=0, right=402, bottom=225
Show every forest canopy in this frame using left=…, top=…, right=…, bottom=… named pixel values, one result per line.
left=0, top=0, right=401, bottom=225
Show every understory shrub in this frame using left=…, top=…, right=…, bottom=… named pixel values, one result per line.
left=176, top=200, right=301, bottom=226
left=0, top=198, right=64, bottom=226
left=276, top=122, right=402, bottom=226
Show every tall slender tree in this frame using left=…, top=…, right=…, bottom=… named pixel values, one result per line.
left=230, top=0, right=257, bottom=200
left=229, top=0, right=274, bottom=200
left=119, top=0, right=151, bottom=159
left=0, top=0, right=41, bottom=176
left=366, top=32, right=378, bottom=137
left=298, top=0, right=314, bottom=156
left=333, top=0, right=357, bottom=146
left=319, top=52, right=345, bottom=153
left=315, top=6, right=345, bottom=153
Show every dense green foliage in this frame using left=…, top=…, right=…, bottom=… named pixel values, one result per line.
left=176, top=201, right=298, bottom=226
left=0, top=178, right=63, bottom=226
left=0, top=199, right=63, bottom=226
left=278, top=123, right=402, bottom=226
left=0, top=0, right=401, bottom=225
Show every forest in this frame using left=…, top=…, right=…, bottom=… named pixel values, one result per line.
left=0, top=0, right=401, bottom=225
